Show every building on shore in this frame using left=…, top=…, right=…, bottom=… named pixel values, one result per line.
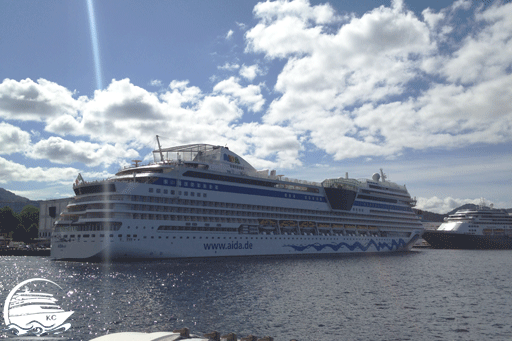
left=38, top=198, right=72, bottom=246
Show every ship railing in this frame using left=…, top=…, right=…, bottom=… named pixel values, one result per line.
left=252, top=173, right=321, bottom=187
left=118, top=160, right=178, bottom=173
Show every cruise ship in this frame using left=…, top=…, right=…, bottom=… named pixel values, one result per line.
left=422, top=204, right=512, bottom=249
left=51, top=140, right=423, bottom=260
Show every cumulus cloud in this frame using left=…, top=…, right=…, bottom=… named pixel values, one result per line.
left=226, top=29, right=234, bottom=39
left=245, top=0, right=512, bottom=161
left=239, top=64, right=263, bottom=81
left=3, top=77, right=286, bottom=169
left=0, top=78, right=80, bottom=121
left=0, top=156, right=79, bottom=184
left=0, top=123, right=31, bottom=155
left=441, top=3, right=512, bottom=84
left=85, top=78, right=164, bottom=120
left=225, top=122, right=303, bottom=169
left=416, top=196, right=488, bottom=214
left=25, top=137, right=139, bottom=167
left=422, top=8, right=445, bottom=29
left=213, top=77, right=265, bottom=112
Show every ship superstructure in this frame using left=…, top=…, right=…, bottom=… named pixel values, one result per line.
left=51, top=141, right=423, bottom=260
left=422, top=203, right=512, bottom=249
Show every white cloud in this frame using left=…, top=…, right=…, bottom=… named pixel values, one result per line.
left=452, top=0, right=471, bottom=11
left=10, top=186, right=74, bottom=201
left=245, top=0, right=512, bottom=161
left=213, top=77, right=265, bottom=112
left=45, top=114, right=82, bottom=136
left=150, top=79, right=163, bottom=87
left=0, top=78, right=80, bottom=121
left=218, top=63, right=240, bottom=71
left=85, top=78, right=165, bottom=120
left=442, top=2, right=512, bottom=84
left=226, top=29, right=234, bottom=40
left=422, top=8, right=445, bottom=29
left=239, top=64, right=263, bottom=81
left=252, top=0, right=338, bottom=25
left=416, top=196, right=486, bottom=214
left=225, top=122, right=303, bottom=169
left=0, top=123, right=31, bottom=155
left=5, top=168, right=113, bottom=200
left=25, top=137, right=139, bottom=167
left=162, top=80, right=203, bottom=108
left=0, top=156, right=79, bottom=184
left=0, top=77, right=291, bottom=168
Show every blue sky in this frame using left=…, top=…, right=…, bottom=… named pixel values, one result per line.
left=0, top=0, right=511, bottom=213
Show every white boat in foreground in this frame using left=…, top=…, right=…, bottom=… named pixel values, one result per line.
left=51, top=139, right=423, bottom=260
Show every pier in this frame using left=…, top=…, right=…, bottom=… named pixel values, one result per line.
left=0, top=247, right=50, bottom=256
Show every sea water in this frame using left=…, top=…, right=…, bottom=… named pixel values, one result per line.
left=0, top=250, right=511, bottom=341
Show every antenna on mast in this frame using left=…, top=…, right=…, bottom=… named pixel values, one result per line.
left=156, top=135, right=164, bottom=162
left=379, top=168, right=387, bottom=182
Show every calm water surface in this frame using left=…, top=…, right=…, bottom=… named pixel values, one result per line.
left=1, top=250, right=511, bottom=341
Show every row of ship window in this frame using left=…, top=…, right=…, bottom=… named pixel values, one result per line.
left=56, top=233, right=376, bottom=241
left=149, top=187, right=208, bottom=198
left=149, top=184, right=323, bottom=202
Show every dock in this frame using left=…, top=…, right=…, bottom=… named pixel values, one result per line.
left=0, top=247, right=50, bottom=256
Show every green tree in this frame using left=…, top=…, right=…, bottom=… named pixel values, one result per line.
left=12, top=223, right=27, bottom=243
left=0, top=206, right=20, bottom=235
left=28, top=223, right=39, bottom=241
left=12, top=222, right=39, bottom=244
left=18, top=205, right=39, bottom=232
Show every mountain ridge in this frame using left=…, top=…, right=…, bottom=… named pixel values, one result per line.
left=0, top=188, right=40, bottom=213
left=0, top=188, right=31, bottom=202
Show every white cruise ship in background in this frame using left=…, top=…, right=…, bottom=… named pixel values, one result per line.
left=422, top=202, right=512, bottom=249
left=51, top=139, right=423, bottom=260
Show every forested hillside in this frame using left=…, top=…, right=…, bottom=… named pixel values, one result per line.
left=0, top=205, right=39, bottom=243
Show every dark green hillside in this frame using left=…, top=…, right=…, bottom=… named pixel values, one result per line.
left=0, top=188, right=40, bottom=213
left=0, top=188, right=30, bottom=202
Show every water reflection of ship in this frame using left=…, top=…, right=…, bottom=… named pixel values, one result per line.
left=8, top=288, right=74, bottom=328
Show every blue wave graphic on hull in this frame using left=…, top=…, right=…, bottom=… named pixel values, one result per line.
left=283, top=238, right=407, bottom=252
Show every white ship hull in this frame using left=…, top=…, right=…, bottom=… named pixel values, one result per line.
left=52, top=226, right=419, bottom=260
